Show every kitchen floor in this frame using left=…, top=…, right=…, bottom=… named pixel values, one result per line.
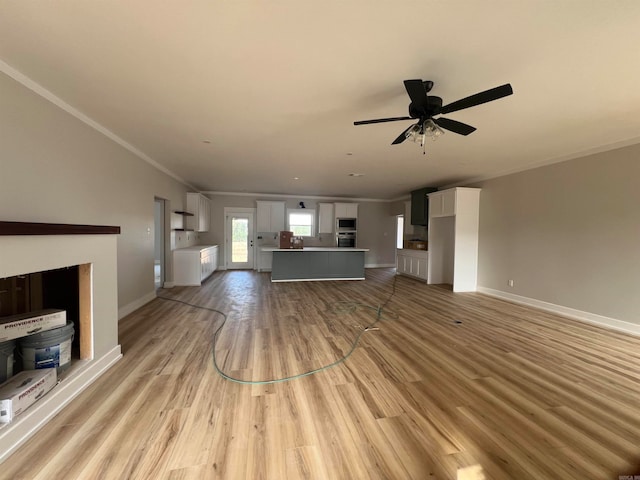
left=3, top=269, right=640, bottom=479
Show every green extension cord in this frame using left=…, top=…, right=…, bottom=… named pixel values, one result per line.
left=157, top=276, right=398, bottom=385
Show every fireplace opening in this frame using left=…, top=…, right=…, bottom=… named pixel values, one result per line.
left=0, top=264, right=91, bottom=380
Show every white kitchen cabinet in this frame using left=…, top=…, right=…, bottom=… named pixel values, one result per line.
left=428, top=187, right=480, bottom=292
left=428, top=189, right=456, bottom=218
left=334, top=202, right=358, bottom=218
left=258, top=250, right=273, bottom=272
left=186, top=193, right=211, bottom=232
left=396, top=249, right=428, bottom=281
left=173, top=245, right=218, bottom=286
left=318, top=203, right=334, bottom=234
left=256, top=201, right=285, bottom=232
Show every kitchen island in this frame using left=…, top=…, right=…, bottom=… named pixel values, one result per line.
left=262, top=247, right=369, bottom=282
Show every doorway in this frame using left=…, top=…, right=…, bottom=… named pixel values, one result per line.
left=154, top=198, right=166, bottom=289
left=224, top=209, right=255, bottom=269
left=396, top=214, right=404, bottom=249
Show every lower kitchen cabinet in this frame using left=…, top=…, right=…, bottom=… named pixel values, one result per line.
left=396, top=248, right=428, bottom=281
left=258, top=250, right=273, bottom=272
left=173, top=245, right=218, bottom=286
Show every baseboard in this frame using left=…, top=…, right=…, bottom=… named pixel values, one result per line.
left=162, top=281, right=175, bottom=288
left=118, top=290, right=156, bottom=319
left=477, top=286, right=640, bottom=337
left=0, top=345, right=123, bottom=463
left=365, top=263, right=396, bottom=268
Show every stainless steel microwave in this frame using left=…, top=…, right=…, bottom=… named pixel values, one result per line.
left=336, top=218, right=357, bottom=231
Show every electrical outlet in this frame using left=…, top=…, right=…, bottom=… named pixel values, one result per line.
left=508, top=279, right=514, bottom=287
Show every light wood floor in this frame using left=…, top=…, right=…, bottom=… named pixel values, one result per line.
left=3, top=269, right=640, bottom=479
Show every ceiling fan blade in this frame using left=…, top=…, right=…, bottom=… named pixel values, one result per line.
left=404, top=79, right=429, bottom=109
left=391, top=124, right=416, bottom=145
left=354, top=116, right=412, bottom=126
left=434, top=117, right=476, bottom=136
left=440, top=83, right=513, bottom=115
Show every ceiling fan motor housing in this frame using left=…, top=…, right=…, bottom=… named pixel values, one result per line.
left=409, top=96, right=442, bottom=119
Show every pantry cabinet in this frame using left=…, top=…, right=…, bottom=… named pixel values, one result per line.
left=428, top=187, right=480, bottom=292
left=428, top=189, right=456, bottom=218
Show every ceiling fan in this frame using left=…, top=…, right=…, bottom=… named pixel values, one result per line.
left=354, top=80, right=513, bottom=147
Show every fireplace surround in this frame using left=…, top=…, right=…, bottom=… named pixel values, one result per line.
left=0, top=221, right=123, bottom=462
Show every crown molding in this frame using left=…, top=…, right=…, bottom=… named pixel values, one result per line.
left=205, top=191, right=393, bottom=203
left=0, top=59, right=195, bottom=190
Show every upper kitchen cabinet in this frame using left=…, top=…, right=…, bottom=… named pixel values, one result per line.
left=427, top=187, right=480, bottom=292
left=186, top=193, right=211, bottom=232
left=318, top=203, right=334, bottom=234
left=429, top=188, right=457, bottom=218
left=256, top=201, right=285, bottom=232
left=410, top=187, right=438, bottom=225
left=334, top=202, right=358, bottom=218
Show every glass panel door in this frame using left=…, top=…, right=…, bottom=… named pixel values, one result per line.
left=226, top=212, right=254, bottom=269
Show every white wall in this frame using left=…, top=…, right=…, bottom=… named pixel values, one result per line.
left=473, top=144, right=640, bottom=326
left=0, top=71, right=193, bottom=314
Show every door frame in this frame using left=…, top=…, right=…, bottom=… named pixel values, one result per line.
left=154, top=197, right=167, bottom=289
left=223, top=207, right=256, bottom=270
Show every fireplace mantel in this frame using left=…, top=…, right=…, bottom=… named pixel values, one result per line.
left=0, top=222, right=122, bottom=463
left=0, top=221, right=120, bottom=236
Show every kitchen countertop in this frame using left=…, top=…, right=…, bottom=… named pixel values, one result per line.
left=262, top=247, right=369, bottom=252
left=173, top=244, right=218, bottom=252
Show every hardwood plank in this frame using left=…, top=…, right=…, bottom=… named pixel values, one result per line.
left=3, top=268, right=640, bottom=479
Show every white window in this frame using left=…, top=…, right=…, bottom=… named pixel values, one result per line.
left=396, top=215, right=404, bottom=248
left=287, top=209, right=315, bottom=237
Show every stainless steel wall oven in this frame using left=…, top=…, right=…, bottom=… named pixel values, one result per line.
left=336, top=231, right=356, bottom=248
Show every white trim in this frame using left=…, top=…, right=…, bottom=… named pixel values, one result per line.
left=118, top=290, right=156, bottom=320
left=0, top=345, right=122, bottom=463
left=443, top=136, right=640, bottom=190
left=477, top=287, right=640, bottom=337
left=208, top=191, right=391, bottom=203
left=365, top=263, right=396, bottom=268
left=0, top=59, right=195, bottom=190
left=271, top=277, right=365, bottom=282
left=287, top=208, right=316, bottom=237
left=223, top=207, right=256, bottom=270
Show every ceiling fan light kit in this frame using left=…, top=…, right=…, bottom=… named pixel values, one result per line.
left=354, top=79, right=513, bottom=150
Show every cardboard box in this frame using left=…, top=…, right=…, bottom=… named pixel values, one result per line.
left=279, top=231, right=293, bottom=249
left=406, top=240, right=428, bottom=250
left=0, top=309, right=66, bottom=342
left=0, top=369, right=57, bottom=423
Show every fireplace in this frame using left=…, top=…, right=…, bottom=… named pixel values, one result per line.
left=1, top=264, right=91, bottom=367
left=0, top=222, right=122, bottom=462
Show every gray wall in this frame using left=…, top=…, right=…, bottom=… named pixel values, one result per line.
left=200, top=195, right=397, bottom=267
left=0, top=71, right=193, bottom=312
left=473, top=144, right=640, bottom=325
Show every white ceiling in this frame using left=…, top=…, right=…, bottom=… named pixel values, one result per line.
left=2, top=1, right=640, bottom=200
